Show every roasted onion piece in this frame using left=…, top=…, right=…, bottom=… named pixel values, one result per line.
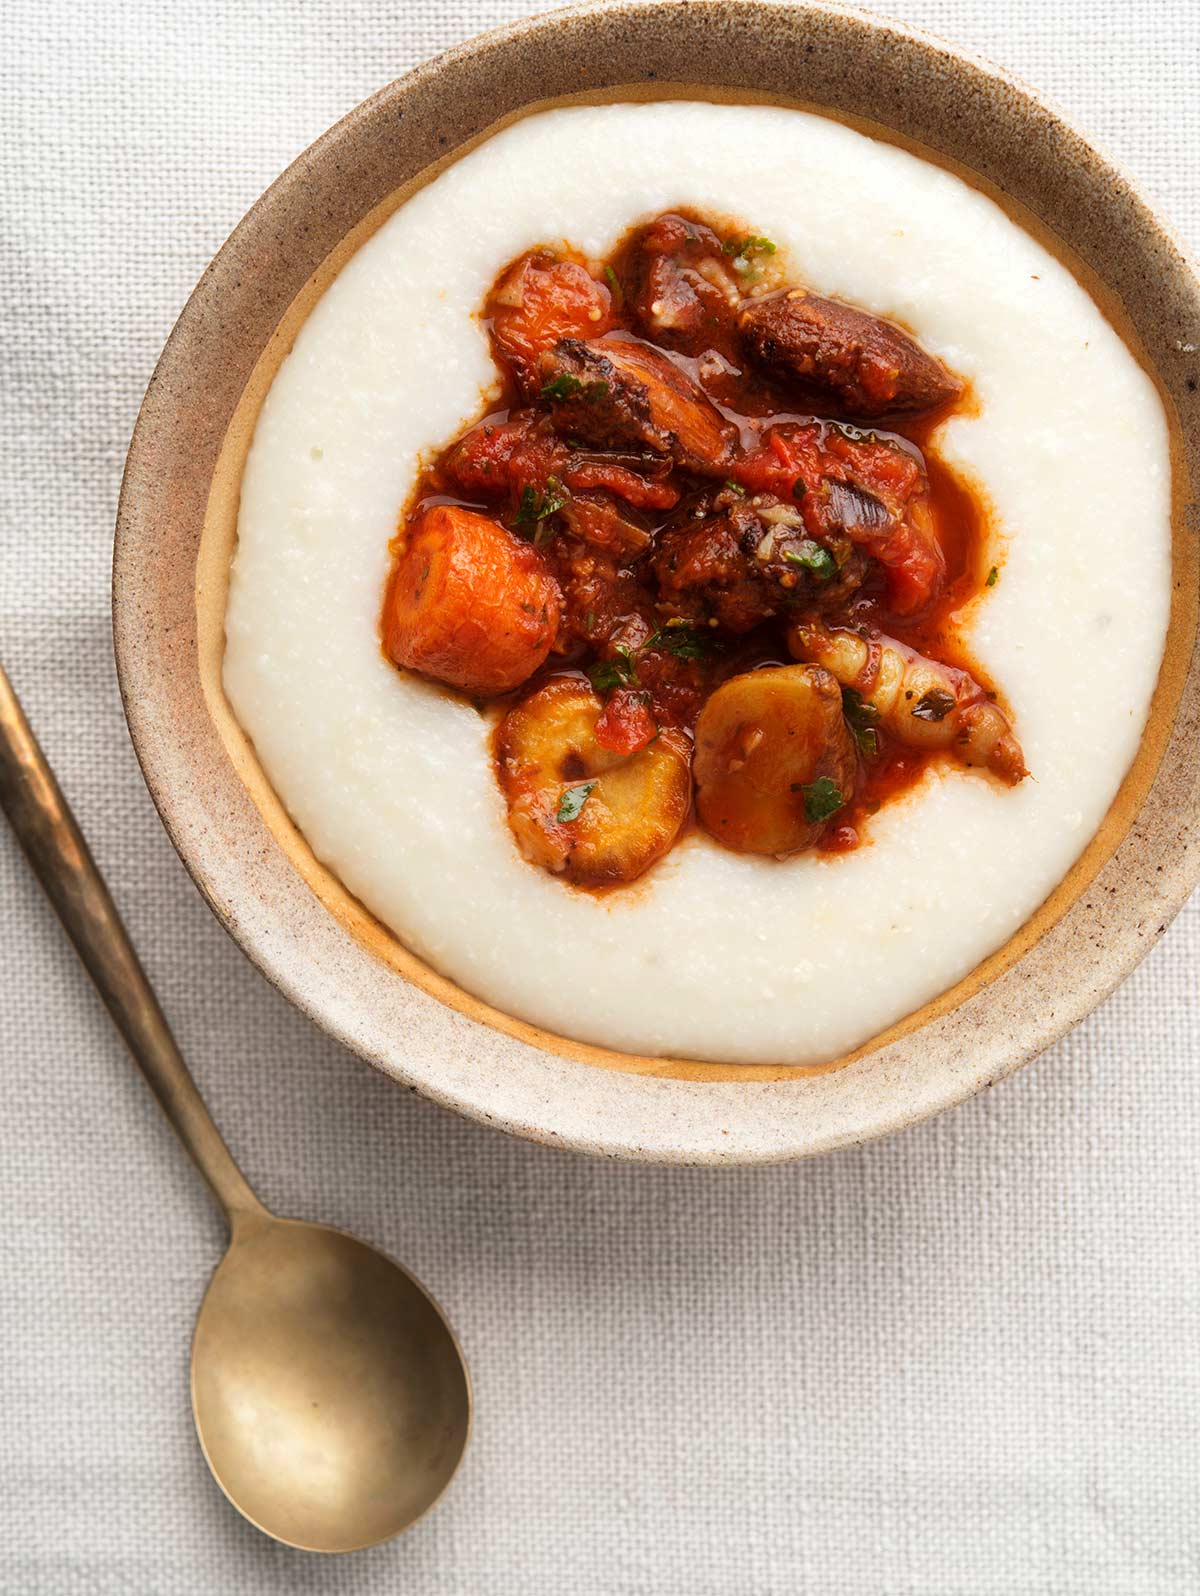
left=537, top=337, right=738, bottom=472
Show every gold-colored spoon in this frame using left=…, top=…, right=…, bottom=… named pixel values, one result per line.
left=0, top=664, right=471, bottom=1553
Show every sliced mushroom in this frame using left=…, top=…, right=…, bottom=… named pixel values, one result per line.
left=693, top=665, right=858, bottom=855
left=497, top=679, right=692, bottom=885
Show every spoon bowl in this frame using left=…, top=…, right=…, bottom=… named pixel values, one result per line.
left=0, top=663, right=471, bottom=1550
left=192, top=1215, right=470, bottom=1552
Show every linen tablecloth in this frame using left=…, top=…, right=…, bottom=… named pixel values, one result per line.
left=2, top=2, right=1199, bottom=1591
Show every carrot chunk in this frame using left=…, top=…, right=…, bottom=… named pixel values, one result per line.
left=383, top=505, right=561, bottom=695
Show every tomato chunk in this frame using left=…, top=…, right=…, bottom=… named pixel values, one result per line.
left=732, top=423, right=945, bottom=615
left=488, top=253, right=616, bottom=392
left=595, top=688, right=658, bottom=755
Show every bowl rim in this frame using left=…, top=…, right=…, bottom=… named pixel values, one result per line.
left=113, top=0, right=1200, bottom=1163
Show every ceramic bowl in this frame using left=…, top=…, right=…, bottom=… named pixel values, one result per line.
left=113, top=0, right=1200, bottom=1163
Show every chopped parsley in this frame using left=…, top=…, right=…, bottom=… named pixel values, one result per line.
left=723, top=234, right=777, bottom=264
left=589, top=623, right=709, bottom=691
left=986, top=565, right=999, bottom=587
left=540, top=374, right=609, bottom=404
left=783, top=540, right=837, bottom=582
left=724, top=479, right=747, bottom=496
left=603, top=264, right=623, bottom=305
left=556, top=781, right=595, bottom=823
left=586, top=648, right=637, bottom=694
left=842, top=688, right=881, bottom=758
left=801, top=776, right=845, bottom=824
left=513, top=477, right=568, bottom=543
left=643, top=620, right=708, bottom=661
left=540, top=373, right=584, bottom=401
left=911, top=688, right=956, bottom=723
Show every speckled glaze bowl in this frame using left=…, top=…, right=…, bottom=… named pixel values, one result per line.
left=113, top=0, right=1200, bottom=1163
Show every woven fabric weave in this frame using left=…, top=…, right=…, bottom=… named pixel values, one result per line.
left=2, top=2, right=1198, bottom=1591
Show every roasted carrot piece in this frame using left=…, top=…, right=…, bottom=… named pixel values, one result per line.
left=383, top=505, right=561, bottom=695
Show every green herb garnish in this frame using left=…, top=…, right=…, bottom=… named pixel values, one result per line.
left=540, top=374, right=609, bottom=405
left=586, top=648, right=637, bottom=694
left=723, top=234, right=777, bottom=263
left=801, top=776, right=845, bottom=824
left=603, top=265, right=623, bottom=305
left=513, top=476, right=568, bottom=543
left=783, top=540, right=837, bottom=582
left=540, top=373, right=584, bottom=401
left=842, top=688, right=880, bottom=758
left=986, top=565, right=999, bottom=587
left=643, top=620, right=708, bottom=661
left=557, top=782, right=595, bottom=823
left=911, top=689, right=956, bottom=723
left=724, top=479, right=746, bottom=497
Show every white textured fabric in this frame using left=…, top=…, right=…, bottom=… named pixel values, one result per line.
left=1, top=2, right=1198, bottom=1591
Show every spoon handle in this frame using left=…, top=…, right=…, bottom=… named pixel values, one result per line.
left=0, top=663, right=264, bottom=1225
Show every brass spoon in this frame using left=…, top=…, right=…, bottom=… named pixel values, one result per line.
left=0, top=665, right=471, bottom=1553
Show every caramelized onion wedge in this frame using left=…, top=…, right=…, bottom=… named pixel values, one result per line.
left=383, top=505, right=560, bottom=696
left=788, top=621, right=1027, bottom=784
left=694, top=666, right=857, bottom=856
left=739, top=292, right=961, bottom=418
left=497, top=679, right=691, bottom=886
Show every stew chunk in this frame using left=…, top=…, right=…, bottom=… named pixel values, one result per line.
left=538, top=338, right=738, bottom=472
left=694, top=665, right=857, bottom=855
left=740, top=292, right=961, bottom=418
left=383, top=505, right=561, bottom=695
left=384, top=208, right=1020, bottom=892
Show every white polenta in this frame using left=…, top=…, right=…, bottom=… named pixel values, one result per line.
left=225, top=102, right=1171, bottom=1065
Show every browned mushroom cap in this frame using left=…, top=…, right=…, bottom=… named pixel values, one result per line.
left=739, top=292, right=962, bottom=419
left=538, top=337, right=738, bottom=473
